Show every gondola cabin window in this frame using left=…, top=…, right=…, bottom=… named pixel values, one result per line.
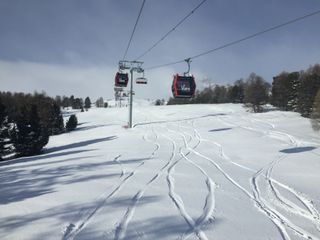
left=177, top=78, right=191, bottom=92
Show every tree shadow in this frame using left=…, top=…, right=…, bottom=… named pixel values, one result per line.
left=209, top=127, right=232, bottom=132
left=0, top=195, right=163, bottom=239
left=280, top=146, right=317, bottom=154
left=74, top=124, right=115, bottom=132
left=0, top=154, right=100, bottom=205
left=0, top=149, right=95, bottom=167
left=45, top=136, right=117, bottom=154
left=62, top=173, right=120, bottom=185
left=0, top=155, right=149, bottom=205
left=1, top=135, right=117, bottom=167
left=0, top=202, right=86, bottom=234
left=77, top=122, right=89, bottom=126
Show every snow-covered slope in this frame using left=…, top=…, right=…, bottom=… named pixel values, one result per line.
left=0, top=103, right=319, bottom=240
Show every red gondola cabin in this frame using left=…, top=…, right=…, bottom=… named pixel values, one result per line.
left=115, top=72, right=129, bottom=87
left=172, top=74, right=196, bottom=98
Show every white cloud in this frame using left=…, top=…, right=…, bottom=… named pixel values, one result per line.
left=0, top=60, right=178, bottom=100
left=0, top=60, right=117, bottom=99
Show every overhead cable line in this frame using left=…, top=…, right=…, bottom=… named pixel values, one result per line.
left=122, top=0, right=146, bottom=60
left=146, top=9, right=320, bottom=70
left=134, top=0, right=207, bottom=60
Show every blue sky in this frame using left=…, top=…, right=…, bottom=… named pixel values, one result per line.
left=0, top=0, right=319, bottom=100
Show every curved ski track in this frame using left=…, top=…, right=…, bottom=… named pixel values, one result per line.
left=166, top=122, right=216, bottom=240
left=63, top=111, right=319, bottom=240
left=266, top=158, right=320, bottom=232
left=182, top=119, right=320, bottom=240
left=62, top=161, right=144, bottom=240
left=114, top=126, right=163, bottom=240
left=233, top=116, right=320, bottom=232
left=62, top=131, right=151, bottom=240
left=216, top=114, right=320, bottom=239
left=123, top=112, right=216, bottom=240
left=251, top=161, right=320, bottom=240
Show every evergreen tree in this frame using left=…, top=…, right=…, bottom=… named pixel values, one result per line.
left=0, top=98, right=9, bottom=160
left=32, top=94, right=64, bottom=135
left=213, top=85, right=228, bottom=103
left=84, top=97, right=91, bottom=109
left=311, top=89, right=320, bottom=131
left=199, top=87, right=214, bottom=103
left=47, top=102, right=64, bottom=135
left=272, top=72, right=291, bottom=110
left=72, top=98, right=83, bottom=109
left=66, top=114, right=78, bottom=131
left=62, top=96, right=70, bottom=108
left=70, top=95, right=75, bottom=108
left=286, top=72, right=300, bottom=111
left=228, top=85, right=239, bottom=103
left=226, top=79, right=245, bottom=103
left=297, top=65, right=320, bottom=117
left=11, top=105, right=49, bottom=157
left=55, top=95, right=62, bottom=107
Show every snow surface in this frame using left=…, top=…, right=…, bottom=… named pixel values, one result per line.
left=1, top=102, right=320, bottom=240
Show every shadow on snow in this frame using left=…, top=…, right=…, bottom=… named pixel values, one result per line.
left=45, top=136, right=117, bottom=154
left=0, top=195, right=164, bottom=239
left=209, top=127, right=232, bottom=132
left=0, top=155, right=148, bottom=205
left=280, top=146, right=317, bottom=154
left=74, top=124, right=116, bottom=132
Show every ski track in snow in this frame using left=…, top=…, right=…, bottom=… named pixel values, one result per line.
left=180, top=119, right=319, bottom=240
left=114, top=155, right=126, bottom=178
left=62, top=161, right=144, bottom=240
left=215, top=114, right=320, bottom=239
left=166, top=123, right=216, bottom=240
left=251, top=161, right=320, bottom=240
left=225, top=115, right=320, bottom=231
left=151, top=112, right=320, bottom=240
left=134, top=110, right=213, bottom=240
left=114, top=126, right=163, bottom=240
left=266, top=157, right=320, bottom=232
left=62, top=130, right=151, bottom=240
left=177, top=129, right=216, bottom=240
left=220, top=114, right=320, bottom=148
left=62, top=109, right=319, bottom=240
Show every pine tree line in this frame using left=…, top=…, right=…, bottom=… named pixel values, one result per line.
left=55, top=95, right=92, bottom=110
left=311, top=89, right=320, bottom=131
left=167, top=73, right=270, bottom=113
left=272, top=64, right=320, bottom=117
left=168, top=63, right=320, bottom=118
left=0, top=92, right=65, bottom=160
left=167, top=79, right=245, bottom=106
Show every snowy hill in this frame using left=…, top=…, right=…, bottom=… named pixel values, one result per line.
left=0, top=103, right=320, bottom=240
left=106, top=98, right=154, bottom=108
